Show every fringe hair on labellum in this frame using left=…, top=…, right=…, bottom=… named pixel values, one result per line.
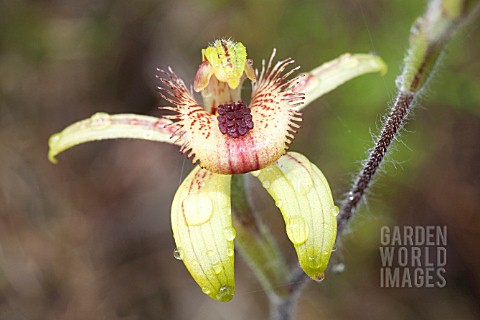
left=156, top=49, right=305, bottom=175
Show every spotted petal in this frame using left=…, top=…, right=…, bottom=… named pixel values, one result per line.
left=48, top=113, right=178, bottom=163
left=171, top=166, right=236, bottom=302
left=293, top=53, right=387, bottom=110
left=200, top=39, right=253, bottom=90
left=252, top=152, right=338, bottom=279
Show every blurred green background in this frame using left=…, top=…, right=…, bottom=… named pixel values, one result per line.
left=1, top=0, right=479, bottom=319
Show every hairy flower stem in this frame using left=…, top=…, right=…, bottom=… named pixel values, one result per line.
left=231, top=174, right=290, bottom=301
left=232, top=1, right=478, bottom=318
left=337, top=0, right=480, bottom=237
left=266, top=0, right=479, bottom=318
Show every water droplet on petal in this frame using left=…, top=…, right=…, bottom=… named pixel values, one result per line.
left=308, top=256, right=321, bottom=269
left=216, top=285, right=234, bottom=302
left=90, top=112, right=111, bottom=129
left=314, top=273, right=325, bottom=282
left=275, top=200, right=284, bottom=208
left=202, top=286, right=211, bottom=294
left=333, top=206, right=340, bottom=216
left=290, top=170, right=313, bottom=194
left=183, top=194, right=213, bottom=225
left=250, top=170, right=260, bottom=177
left=226, top=248, right=234, bottom=257
left=213, top=262, right=223, bottom=274
left=262, top=179, right=271, bottom=188
left=224, top=227, right=237, bottom=241
left=173, top=247, right=183, bottom=260
left=206, top=250, right=215, bottom=258
left=286, top=216, right=309, bottom=245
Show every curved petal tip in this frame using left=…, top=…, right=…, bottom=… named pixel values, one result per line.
left=253, top=152, right=338, bottom=279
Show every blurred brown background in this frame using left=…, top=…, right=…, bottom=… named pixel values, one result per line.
left=1, top=0, right=479, bottom=319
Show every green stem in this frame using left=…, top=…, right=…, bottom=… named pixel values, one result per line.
left=231, top=174, right=290, bottom=301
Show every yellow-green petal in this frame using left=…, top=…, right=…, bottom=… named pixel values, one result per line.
left=171, top=166, right=235, bottom=302
left=293, top=53, right=387, bottom=110
left=202, top=39, right=248, bottom=89
left=48, top=113, right=179, bottom=163
left=252, top=152, right=338, bottom=279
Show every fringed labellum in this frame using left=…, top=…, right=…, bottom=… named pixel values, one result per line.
left=158, top=47, right=304, bottom=175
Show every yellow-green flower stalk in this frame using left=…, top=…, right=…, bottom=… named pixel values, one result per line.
left=48, top=39, right=386, bottom=302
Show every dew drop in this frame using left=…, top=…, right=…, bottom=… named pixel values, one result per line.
left=173, top=247, right=183, bottom=260
left=290, top=174, right=313, bottom=194
left=90, top=112, right=111, bottom=128
left=308, top=256, right=321, bottom=269
left=182, top=194, right=213, bottom=226
left=216, top=285, right=234, bottom=302
left=275, top=200, right=284, bottom=208
left=213, top=262, right=223, bottom=274
left=202, top=286, right=211, bottom=294
left=262, top=179, right=271, bottom=188
left=314, top=273, right=325, bottom=282
left=250, top=170, right=260, bottom=177
left=286, top=216, right=309, bottom=245
left=226, top=248, right=234, bottom=257
left=333, top=206, right=340, bottom=216
left=224, top=227, right=237, bottom=241
left=282, top=159, right=314, bottom=194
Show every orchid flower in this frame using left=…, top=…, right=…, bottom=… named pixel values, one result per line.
left=48, top=39, right=386, bottom=302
